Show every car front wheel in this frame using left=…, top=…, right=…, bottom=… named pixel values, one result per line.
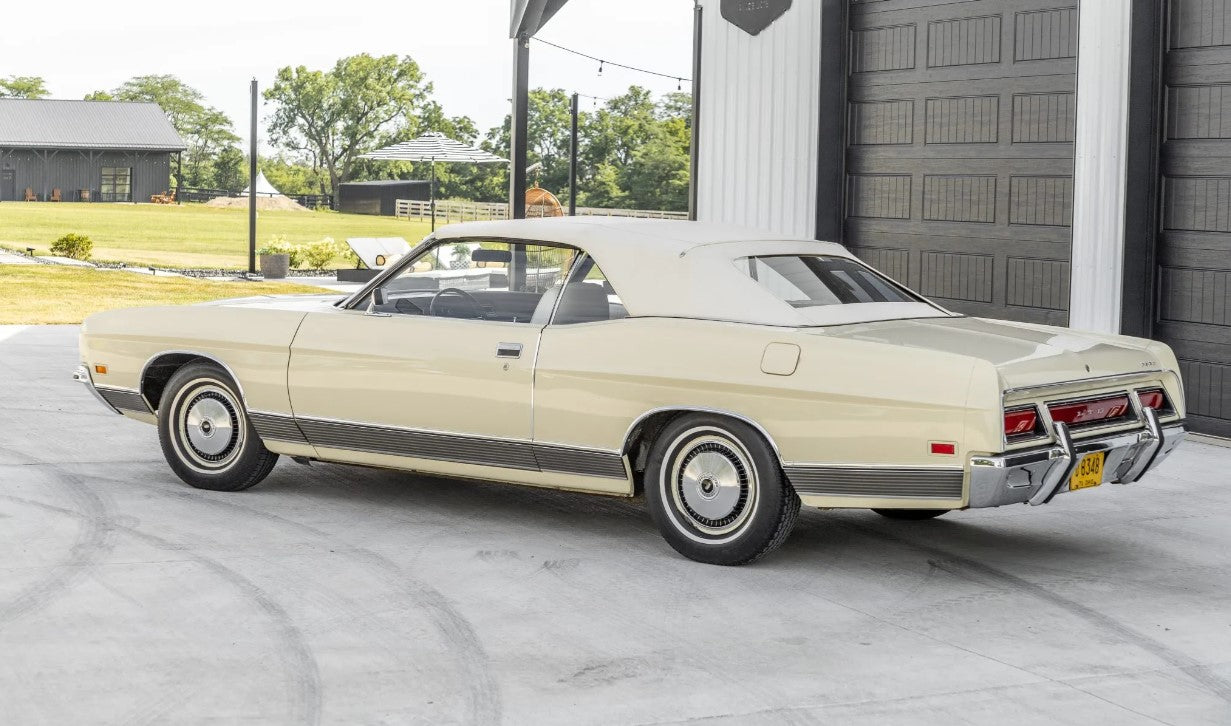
left=157, top=362, right=277, bottom=491
left=645, top=414, right=800, bottom=565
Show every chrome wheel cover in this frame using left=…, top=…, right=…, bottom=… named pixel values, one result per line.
left=172, top=381, right=243, bottom=472
left=662, top=428, right=759, bottom=542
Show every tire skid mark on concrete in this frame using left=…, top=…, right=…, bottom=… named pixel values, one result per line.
left=838, top=519, right=1231, bottom=705
left=0, top=468, right=117, bottom=629
left=111, top=470, right=503, bottom=726
left=0, top=491, right=324, bottom=726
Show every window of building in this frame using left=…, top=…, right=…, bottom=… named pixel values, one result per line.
left=100, top=167, right=132, bottom=202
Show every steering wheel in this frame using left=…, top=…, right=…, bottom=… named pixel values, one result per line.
left=428, top=287, right=485, bottom=319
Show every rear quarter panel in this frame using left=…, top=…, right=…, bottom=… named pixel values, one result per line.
left=80, top=306, right=309, bottom=414
left=533, top=317, right=988, bottom=467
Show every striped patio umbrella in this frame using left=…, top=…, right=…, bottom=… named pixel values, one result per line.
left=362, top=132, right=507, bottom=231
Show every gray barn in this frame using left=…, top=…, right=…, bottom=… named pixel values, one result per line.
left=0, top=99, right=186, bottom=203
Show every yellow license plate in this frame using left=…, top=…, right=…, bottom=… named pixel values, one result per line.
left=1069, top=452, right=1106, bottom=491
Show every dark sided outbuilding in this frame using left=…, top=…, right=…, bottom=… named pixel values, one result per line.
left=0, top=98, right=186, bottom=203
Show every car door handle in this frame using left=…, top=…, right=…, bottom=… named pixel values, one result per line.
left=496, top=342, right=523, bottom=359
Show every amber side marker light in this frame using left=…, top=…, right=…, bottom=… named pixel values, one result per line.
left=94, top=365, right=108, bottom=375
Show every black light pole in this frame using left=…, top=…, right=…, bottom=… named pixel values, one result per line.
left=248, top=78, right=258, bottom=275
left=510, top=34, right=529, bottom=219
left=430, top=159, right=437, bottom=231
left=688, top=0, right=702, bottom=221
left=568, top=92, right=579, bottom=216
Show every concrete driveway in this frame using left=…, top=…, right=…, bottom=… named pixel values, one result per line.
left=2, top=325, right=1229, bottom=725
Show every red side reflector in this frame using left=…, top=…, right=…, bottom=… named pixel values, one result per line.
left=930, top=442, right=956, bottom=455
left=1048, top=395, right=1131, bottom=426
left=1138, top=388, right=1167, bottom=410
left=1004, top=408, right=1039, bottom=436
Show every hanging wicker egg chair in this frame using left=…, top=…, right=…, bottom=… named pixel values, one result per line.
left=525, top=186, right=564, bottom=218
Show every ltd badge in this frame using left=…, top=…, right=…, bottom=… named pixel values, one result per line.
left=721, top=0, right=792, bottom=36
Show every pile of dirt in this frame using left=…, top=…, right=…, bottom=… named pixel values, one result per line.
left=204, top=195, right=311, bottom=212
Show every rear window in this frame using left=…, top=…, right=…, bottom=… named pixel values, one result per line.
left=736, top=255, right=917, bottom=307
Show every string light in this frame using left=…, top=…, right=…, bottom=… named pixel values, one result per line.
left=534, top=38, right=692, bottom=85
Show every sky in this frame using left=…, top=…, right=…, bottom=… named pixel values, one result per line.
left=1, top=0, right=695, bottom=151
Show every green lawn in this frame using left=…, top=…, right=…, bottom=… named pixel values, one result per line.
left=0, top=265, right=329, bottom=324
left=0, top=202, right=432, bottom=270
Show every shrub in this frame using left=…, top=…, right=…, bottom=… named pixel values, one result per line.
left=257, top=235, right=303, bottom=268
left=50, top=233, right=93, bottom=261
left=302, top=237, right=343, bottom=271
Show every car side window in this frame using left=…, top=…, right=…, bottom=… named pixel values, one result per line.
left=365, top=240, right=578, bottom=323
left=550, top=256, right=628, bottom=325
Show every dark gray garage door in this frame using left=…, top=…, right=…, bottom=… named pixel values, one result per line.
left=845, top=0, right=1078, bottom=325
left=1158, top=0, right=1231, bottom=437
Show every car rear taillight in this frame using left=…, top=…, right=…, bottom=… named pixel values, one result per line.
left=1004, top=406, right=1042, bottom=438
left=1047, top=395, right=1132, bottom=427
left=1137, top=387, right=1170, bottom=412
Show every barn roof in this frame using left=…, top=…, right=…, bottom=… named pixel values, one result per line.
left=0, top=99, right=187, bottom=151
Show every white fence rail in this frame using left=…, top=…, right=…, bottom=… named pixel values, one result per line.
left=394, top=199, right=688, bottom=225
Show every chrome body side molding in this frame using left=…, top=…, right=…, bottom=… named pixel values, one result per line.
left=784, top=465, right=964, bottom=499
left=95, top=385, right=153, bottom=415
left=255, top=412, right=629, bottom=480
left=248, top=411, right=310, bottom=445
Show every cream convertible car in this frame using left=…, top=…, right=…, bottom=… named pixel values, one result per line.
left=76, top=219, right=1186, bottom=565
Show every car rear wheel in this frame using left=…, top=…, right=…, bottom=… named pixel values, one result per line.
left=645, top=414, right=800, bottom=565
left=872, top=508, right=950, bottom=521
left=157, top=362, right=277, bottom=491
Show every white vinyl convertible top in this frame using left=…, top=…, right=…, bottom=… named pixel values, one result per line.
left=431, top=218, right=950, bottom=327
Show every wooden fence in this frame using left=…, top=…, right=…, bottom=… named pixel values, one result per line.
left=394, top=199, right=688, bottom=225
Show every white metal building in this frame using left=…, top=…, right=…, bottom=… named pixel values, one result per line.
left=510, top=0, right=1230, bottom=437
left=691, top=0, right=1229, bottom=438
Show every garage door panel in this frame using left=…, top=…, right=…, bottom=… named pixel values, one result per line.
left=846, top=0, right=1077, bottom=325
left=1157, top=230, right=1231, bottom=256
left=1157, top=242, right=1231, bottom=268
left=847, top=218, right=1072, bottom=246
left=1165, top=55, right=1231, bottom=82
left=1159, top=0, right=1231, bottom=435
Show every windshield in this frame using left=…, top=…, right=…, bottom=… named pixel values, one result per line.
left=736, top=255, right=919, bottom=308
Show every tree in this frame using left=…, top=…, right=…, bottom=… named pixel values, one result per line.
left=0, top=76, right=49, bottom=99
left=107, top=75, right=239, bottom=187
left=211, top=147, right=246, bottom=192
left=83, top=90, right=114, bottom=102
left=264, top=54, right=433, bottom=195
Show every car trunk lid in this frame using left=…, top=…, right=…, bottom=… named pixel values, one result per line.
left=811, top=316, right=1159, bottom=390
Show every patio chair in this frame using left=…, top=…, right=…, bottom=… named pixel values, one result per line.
left=23, top=188, right=36, bottom=202
left=50, top=188, right=62, bottom=202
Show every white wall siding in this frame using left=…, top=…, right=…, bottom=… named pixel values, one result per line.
left=1069, top=0, right=1133, bottom=333
left=695, top=0, right=822, bottom=238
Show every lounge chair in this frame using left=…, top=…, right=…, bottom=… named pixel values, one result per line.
left=50, top=188, right=61, bottom=202
left=23, top=188, right=36, bottom=202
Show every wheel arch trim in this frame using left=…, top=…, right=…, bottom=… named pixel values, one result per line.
left=621, top=406, right=784, bottom=463
left=139, top=350, right=249, bottom=412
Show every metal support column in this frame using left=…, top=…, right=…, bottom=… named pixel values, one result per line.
left=510, top=34, right=530, bottom=219
left=568, top=92, right=579, bottom=216
left=687, top=0, right=702, bottom=221
left=248, top=78, right=258, bottom=275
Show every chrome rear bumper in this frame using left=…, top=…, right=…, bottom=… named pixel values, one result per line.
left=968, top=408, right=1186, bottom=509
